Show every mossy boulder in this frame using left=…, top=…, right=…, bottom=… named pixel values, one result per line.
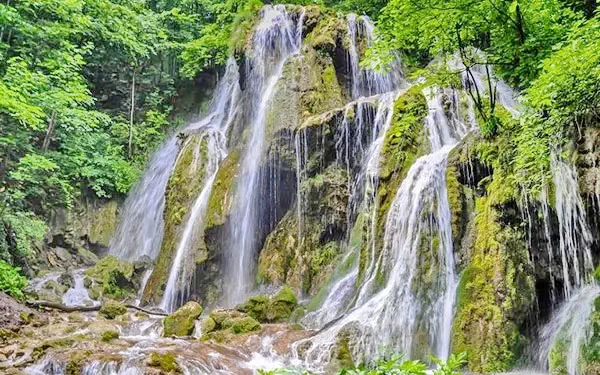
left=200, top=317, right=217, bottom=334
left=163, top=301, right=203, bottom=337
left=99, top=299, right=127, bottom=319
left=230, top=316, right=261, bottom=334
left=268, top=285, right=298, bottom=321
left=202, top=309, right=261, bottom=341
left=101, top=330, right=119, bottom=342
left=85, top=255, right=134, bottom=299
left=238, top=286, right=298, bottom=323
left=147, top=352, right=181, bottom=374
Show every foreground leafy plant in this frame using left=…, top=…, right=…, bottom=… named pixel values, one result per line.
left=0, top=260, right=28, bottom=300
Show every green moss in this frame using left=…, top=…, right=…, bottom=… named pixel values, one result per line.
left=451, top=195, right=535, bottom=372
left=230, top=316, right=261, bottom=334
left=85, top=255, right=134, bottom=299
left=101, top=330, right=119, bottom=342
left=147, top=352, right=181, bottom=374
left=238, top=286, right=298, bottom=323
left=205, top=150, right=240, bottom=231
left=66, top=350, right=92, bottom=375
left=163, top=301, right=203, bottom=337
left=99, top=299, right=127, bottom=319
left=142, top=135, right=210, bottom=304
left=200, top=317, right=217, bottom=334
left=306, top=13, right=348, bottom=53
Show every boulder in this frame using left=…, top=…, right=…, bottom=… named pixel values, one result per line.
left=99, top=299, right=127, bottom=320
left=163, top=301, right=203, bottom=337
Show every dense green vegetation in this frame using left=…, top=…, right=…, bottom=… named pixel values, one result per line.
left=1, top=0, right=600, bottom=371
left=259, top=352, right=467, bottom=375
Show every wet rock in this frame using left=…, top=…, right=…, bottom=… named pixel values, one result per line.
left=163, top=301, right=203, bottom=337
left=99, top=299, right=127, bottom=320
left=238, top=285, right=298, bottom=323
left=133, top=255, right=152, bottom=272
left=76, top=247, right=99, bottom=266
left=85, top=256, right=134, bottom=299
left=147, top=352, right=181, bottom=374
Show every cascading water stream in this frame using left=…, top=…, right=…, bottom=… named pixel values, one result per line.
left=160, top=131, right=229, bottom=313
left=159, top=58, right=240, bottom=312
left=294, top=15, right=404, bottom=325
left=108, top=137, right=180, bottom=262
left=301, top=91, right=401, bottom=328
left=108, top=58, right=241, bottom=263
left=223, top=5, right=305, bottom=306
left=293, top=87, right=474, bottom=370
left=536, top=285, right=600, bottom=375
left=346, top=15, right=401, bottom=99
left=551, top=154, right=594, bottom=298
left=533, top=155, right=596, bottom=375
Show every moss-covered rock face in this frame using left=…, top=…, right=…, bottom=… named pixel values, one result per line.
left=258, top=166, right=348, bottom=295
left=237, top=285, right=298, bottom=323
left=451, top=194, right=535, bottom=372
left=142, top=134, right=210, bottom=305
left=163, top=301, right=203, bottom=337
left=99, top=299, right=127, bottom=320
left=85, top=256, right=135, bottom=299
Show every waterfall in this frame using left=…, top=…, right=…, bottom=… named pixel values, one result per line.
left=62, top=269, right=96, bottom=307
left=223, top=5, right=305, bottom=306
left=537, top=284, right=600, bottom=375
left=160, top=131, right=229, bottom=312
left=551, top=155, right=594, bottom=298
left=108, top=137, right=179, bottom=261
left=108, top=58, right=241, bottom=263
left=293, top=87, right=474, bottom=369
left=159, top=58, right=240, bottom=312
left=301, top=91, right=401, bottom=328
left=294, top=15, right=404, bottom=323
left=346, top=14, right=401, bottom=99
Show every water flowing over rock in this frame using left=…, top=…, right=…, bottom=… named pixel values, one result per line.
left=292, top=86, right=475, bottom=369
left=551, top=155, right=594, bottom=298
left=537, top=284, right=600, bottom=375
left=223, top=5, right=306, bottom=306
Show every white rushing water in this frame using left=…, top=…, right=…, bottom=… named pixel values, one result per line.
left=346, top=14, right=401, bottom=99
left=62, top=269, right=96, bottom=307
left=537, top=284, right=600, bottom=375
left=108, top=136, right=180, bottom=262
left=223, top=5, right=305, bottom=306
left=108, top=56, right=240, bottom=264
left=551, top=155, right=594, bottom=299
left=293, top=87, right=474, bottom=370
left=160, top=58, right=240, bottom=313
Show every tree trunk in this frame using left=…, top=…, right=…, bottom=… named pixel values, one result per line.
left=0, top=0, right=11, bottom=44
left=42, top=111, right=57, bottom=152
left=128, top=70, right=136, bottom=159
left=26, top=300, right=168, bottom=316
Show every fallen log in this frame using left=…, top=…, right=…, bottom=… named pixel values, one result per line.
left=25, top=300, right=168, bottom=316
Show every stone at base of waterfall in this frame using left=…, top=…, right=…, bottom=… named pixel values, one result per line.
left=147, top=352, right=182, bottom=374
left=237, top=285, right=298, bottom=323
left=99, top=299, right=127, bottom=319
left=200, top=309, right=261, bottom=342
left=163, top=301, right=203, bottom=337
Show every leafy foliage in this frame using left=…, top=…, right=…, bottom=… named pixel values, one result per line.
left=259, top=352, right=467, bottom=375
left=0, top=260, right=28, bottom=300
